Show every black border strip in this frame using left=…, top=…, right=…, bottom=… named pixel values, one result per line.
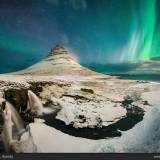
left=0, top=153, right=160, bottom=160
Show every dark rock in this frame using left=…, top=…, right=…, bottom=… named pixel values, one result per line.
left=81, top=88, right=94, bottom=94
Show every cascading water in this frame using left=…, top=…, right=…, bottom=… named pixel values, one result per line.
left=1, top=105, right=13, bottom=152
left=27, top=90, right=44, bottom=116
left=0, top=90, right=47, bottom=152
left=6, top=102, right=25, bottom=135
left=0, top=100, right=25, bottom=152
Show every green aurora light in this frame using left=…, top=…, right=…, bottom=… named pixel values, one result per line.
left=121, top=0, right=160, bottom=62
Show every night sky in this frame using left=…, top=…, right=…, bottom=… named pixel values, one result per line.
left=0, top=0, right=160, bottom=73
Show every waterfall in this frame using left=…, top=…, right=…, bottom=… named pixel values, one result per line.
left=27, top=90, right=44, bottom=116
left=0, top=93, right=24, bottom=134
left=6, top=102, right=25, bottom=134
left=1, top=101, right=25, bottom=152
left=1, top=105, right=13, bottom=152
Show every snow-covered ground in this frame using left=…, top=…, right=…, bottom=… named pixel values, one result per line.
left=97, top=91, right=160, bottom=153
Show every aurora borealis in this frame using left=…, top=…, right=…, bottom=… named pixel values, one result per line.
left=120, top=0, right=160, bottom=62
left=0, top=0, right=160, bottom=73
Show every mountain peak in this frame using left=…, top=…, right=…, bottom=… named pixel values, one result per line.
left=13, top=45, right=106, bottom=78
left=48, top=45, right=70, bottom=57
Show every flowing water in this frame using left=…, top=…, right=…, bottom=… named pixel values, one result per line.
left=0, top=90, right=46, bottom=153
left=6, top=102, right=25, bottom=135
left=27, top=90, right=44, bottom=115
left=0, top=101, right=25, bottom=152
